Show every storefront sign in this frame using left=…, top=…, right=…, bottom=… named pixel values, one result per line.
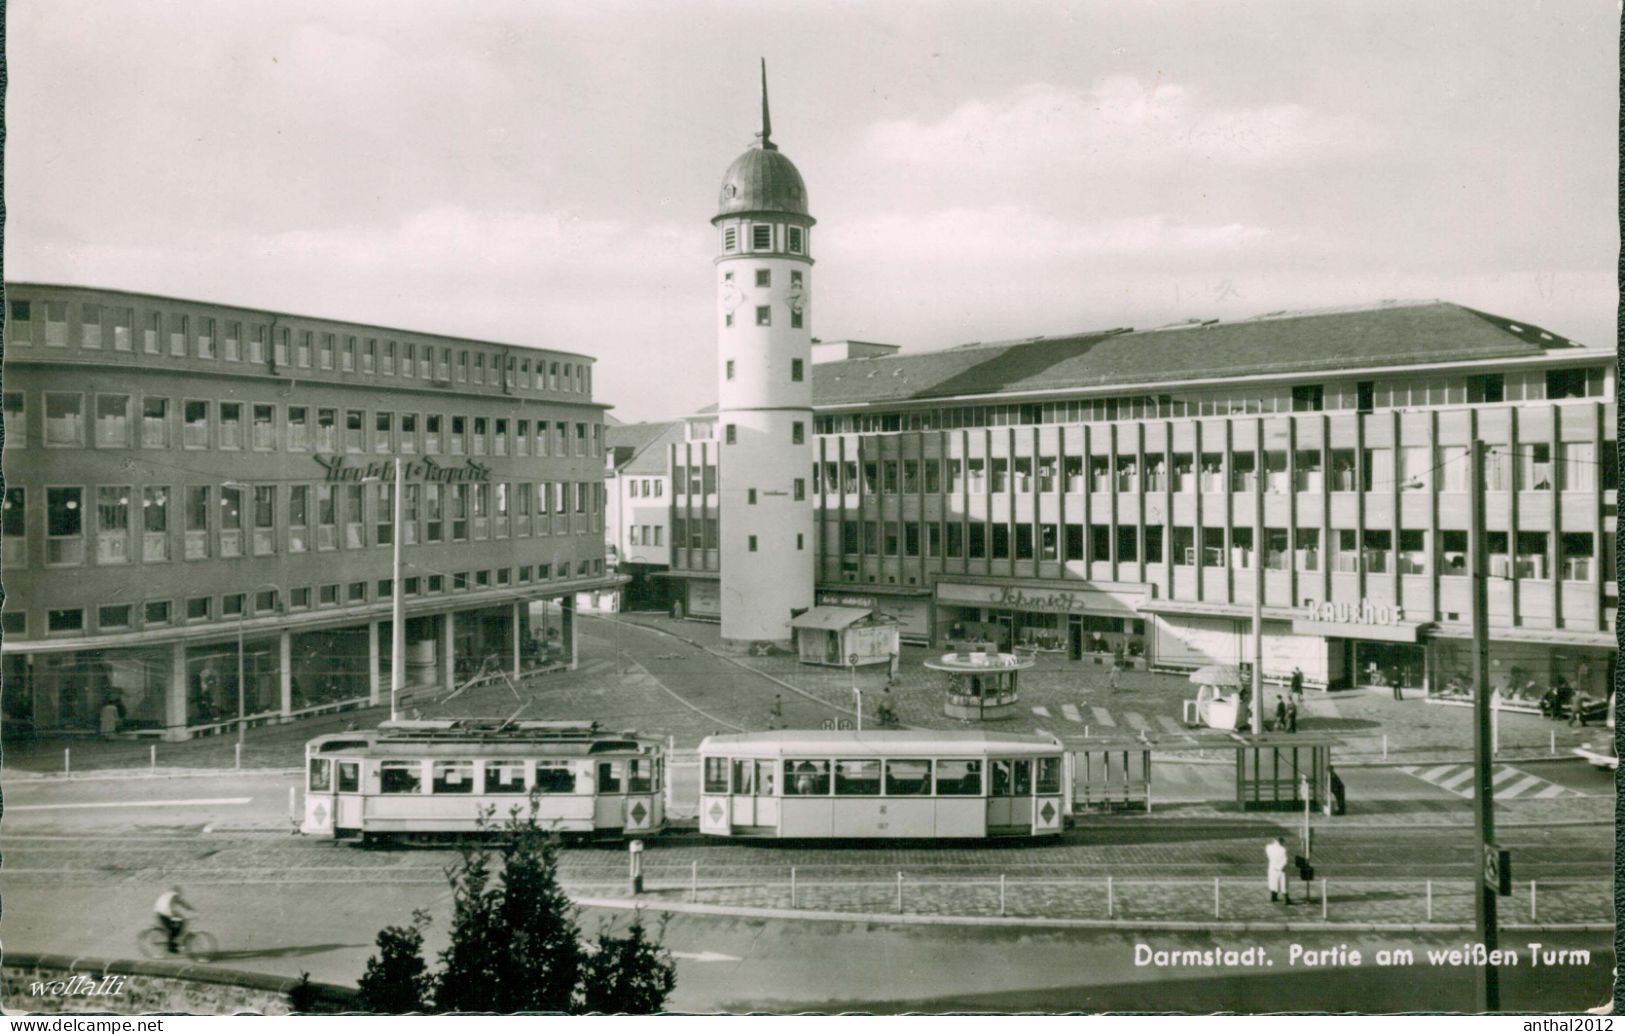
left=936, top=582, right=1143, bottom=616
left=1300, top=600, right=1405, bottom=626
left=818, top=592, right=878, bottom=609
left=314, top=455, right=492, bottom=484
left=687, top=579, right=721, bottom=617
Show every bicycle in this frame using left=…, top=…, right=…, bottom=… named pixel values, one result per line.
left=137, top=923, right=218, bottom=961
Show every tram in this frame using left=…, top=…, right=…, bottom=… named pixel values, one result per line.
left=697, top=729, right=1072, bottom=839
left=300, top=719, right=665, bottom=842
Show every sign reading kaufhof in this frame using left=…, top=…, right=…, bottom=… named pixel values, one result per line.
left=1300, top=600, right=1405, bottom=626
left=314, top=455, right=492, bottom=484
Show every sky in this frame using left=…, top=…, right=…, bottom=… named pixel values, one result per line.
left=6, top=0, right=1617, bottom=422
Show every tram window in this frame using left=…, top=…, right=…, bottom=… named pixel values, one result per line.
left=627, top=759, right=654, bottom=794
left=433, top=761, right=475, bottom=794
left=731, top=760, right=755, bottom=795
left=990, top=759, right=1013, bottom=797
left=703, top=757, right=730, bottom=794
left=834, top=759, right=881, bottom=796
left=308, top=758, right=332, bottom=792
left=485, top=762, right=526, bottom=794
left=784, top=759, right=831, bottom=795
left=755, top=760, right=776, bottom=796
left=337, top=761, right=360, bottom=793
left=535, top=762, right=575, bottom=794
left=380, top=761, right=422, bottom=794
left=597, top=761, right=623, bottom=794
left=1013, top=759, right=1032, bottom=795
left=935, top=759, right=983, bottom=795
left=1035, top=757, right=1061, bottom=795
left=885, top=759, right=932, bottom=796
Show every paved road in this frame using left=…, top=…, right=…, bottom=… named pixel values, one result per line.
left=0, top=875, right=1608, bottom=1013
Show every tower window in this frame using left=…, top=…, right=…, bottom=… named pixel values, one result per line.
left=793, top=478, right=805, bottom=500
left=752, top=225, right=772, bottom=250
left=788, top=227, right=804, bottom=254
left=791, top=422, right=804, bottom=444
left=723, top=227, right=738, bottom=252
left=748, top=489, right=757, bottom=504
left=797, top=533, right=804, bottom=550
left=791, top=311, right=804, bottom=329
left=790, top=270, right=802, bottom=287
left=756, top=306, right=771, bottom=327
left=791, top=359, right=804, bottom=382
left=749, top=535, right=758, bottom=552
left=726, top=424, right=737, bottom=444
left=755, top=270, right=771, bottom=288
left=726, top=360, right=736, bottom=381
left=725, top=313, right=734, bottom=327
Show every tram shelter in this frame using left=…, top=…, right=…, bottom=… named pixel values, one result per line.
left=1231, top=733, right=1338, bottom=812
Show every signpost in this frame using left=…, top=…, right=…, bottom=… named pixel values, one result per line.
left=850, top=652, right=862, bottom=732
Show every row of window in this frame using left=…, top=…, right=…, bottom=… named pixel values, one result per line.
left=720, top=222, right=808, bottom=255
left=722, top=422, right=805, bottom=445
left=359, top=757, right=656, bottom=796
left=670, top=517, right=806, bottom=555
left=702, top=756, right=1062, bottom=797
left=1, top=480, right=603, bottom=568
left=724, top=357, right=805, bottom=381
left=793, top=444, right=1612, bottom=498
left=626, top=525, right=664, bottom=547
left=824, top=519, right=1600, bottom=579
left=3, top=391, right=602, bottom=459
left=812, top=368, right=1607, bottom=434
left=625, top=478, right=663, bottom=498
left=2, top=559, right=602, bottom=639
left=7, top=299, right=592, bottom=395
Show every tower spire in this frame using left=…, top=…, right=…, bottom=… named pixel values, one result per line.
left=758, top=58, right=776, bottom=151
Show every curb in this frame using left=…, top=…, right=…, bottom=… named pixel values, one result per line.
left=4, top=767, right=302, bottom=782
left=570, top=894, right=1613, bottom=935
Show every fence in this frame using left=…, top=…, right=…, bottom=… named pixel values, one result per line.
left=561, top=863, right=1609, bottom=926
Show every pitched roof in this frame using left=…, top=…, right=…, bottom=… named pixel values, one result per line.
left=811, top=301, right=1583, bottom=409
left=608, top=421, right=686, bottom=476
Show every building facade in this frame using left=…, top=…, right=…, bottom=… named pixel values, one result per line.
left=669, top=302, right=1617, bottom=700
left=711, top=68, right=817, bottom=648
left=1, top=283, right=618, bottom=739
left=600, top=420, right=683, bottom=612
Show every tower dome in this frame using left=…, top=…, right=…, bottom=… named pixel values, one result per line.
left=713, top=61, right=813, bottom=221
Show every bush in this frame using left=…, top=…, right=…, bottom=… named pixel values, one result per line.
left=356, top=910, right=432, bottom=1013
left=580, top=915, right=677, bottom=1015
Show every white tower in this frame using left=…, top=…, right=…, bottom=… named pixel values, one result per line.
left=714, top=62, right=816, bottom=649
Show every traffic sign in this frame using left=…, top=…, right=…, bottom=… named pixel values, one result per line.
left=849, top=653, right=859, bottom=667
left=837, top=719, right=854, bottom=731
left=1483, top=844, right=1511, bottom=896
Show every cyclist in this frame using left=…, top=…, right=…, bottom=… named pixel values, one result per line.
left=153, top=885, right=196, bottom=954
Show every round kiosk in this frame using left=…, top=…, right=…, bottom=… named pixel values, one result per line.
left=927, top=645, right=1036, bottom=721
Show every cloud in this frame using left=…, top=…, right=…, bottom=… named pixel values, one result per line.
left=860, top=78, right=1381, bottom=177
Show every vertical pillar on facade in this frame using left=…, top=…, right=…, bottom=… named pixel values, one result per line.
left=279, top=631, right=293, bottom=718
left=513, top=599, right=523, bottom=680
left=1390, top=410, right=1403, bottom=605
left=1507, top=407, right=1521, bottom=626
left=443, top=610, right=457, bottom=692
left=1428, top=410, right=1443, bottom=631
left=1163, top=422, right=1176, bottom=601
left=1191, top=421, right=1204, bottom=603
left=1319, top=414, right=1333, bottom=603
left=563, top=596, right=578, bottom=671
left=367, top=620, right=381, bottom=706
left=1286, top=417, right=1300, bottom=612
left=1135, top=422, right=1148, bottom=585
left=1222, top=421, right=1236, bottom=605
left=168, top=641, right=188, bottom=742
left=1008, top=425, right=1019, bottom=580
left=1548, top=403, right=1562, bottom=630
left=1107, top=423, right=1119, bottom=582
left=1353, top=411, right=1367, bottom=601
left=1591, top=401, right=1606, bottom=631
left=1082, top=424, right=1094, bottom=582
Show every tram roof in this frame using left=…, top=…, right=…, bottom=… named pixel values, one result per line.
left=699, top=729, right=1063, bottom=756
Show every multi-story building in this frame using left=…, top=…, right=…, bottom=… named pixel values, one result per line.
left=669, top=301, right=1617, bottom=698
left=602, top=420, right=683, bottom=612
left=1, top=283, right=617, bottom=739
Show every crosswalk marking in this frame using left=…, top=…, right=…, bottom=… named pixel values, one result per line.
left=1061, top=704, right=1082, bottom=723
left=1124, top=712, right=1149, bottom=731
left=1031, top=706, right=1052, bottom=718
left=1398, top=763, right=1577, bottom=800
left=1090, top=706, right=1115, bottom=727
left=1156, top=715, right=1184, bottom=734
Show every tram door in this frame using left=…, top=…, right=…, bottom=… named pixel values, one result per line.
left=729, top=759, right=777, bottom=830
left=986, top=758, right=1034, bottom=834
left=302, top=756, right=335, bottom=836
left=334, top=758, right=364, bottom=832
left=594, top=761, right=624, bottom=829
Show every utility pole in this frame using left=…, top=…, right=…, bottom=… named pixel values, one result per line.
left=390, top=457, right=405, bottom=722
left=1469, top=439, right=1500, bottom=1011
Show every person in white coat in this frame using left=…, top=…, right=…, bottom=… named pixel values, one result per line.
left=1265, top=837, right=1291, bottom=903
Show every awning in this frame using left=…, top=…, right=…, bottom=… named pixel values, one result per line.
left=790, top=606, right=872, bottom=632
left=1290, top=618, right=1430, bottom=643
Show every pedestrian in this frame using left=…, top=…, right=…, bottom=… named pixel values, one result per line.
left=98, top=700, right=120, bottom=739
left=1265, top=837, right=1291, bottom=903
left=1108, top=662, right=1121, bottom=693
left=1290, top=667, right=1304, bottom=700
left=1274, top=697, right=1287, bottom=732
left=1391, top=666, right=1404, bottom=702
left=887, top=648, right=901, bottom=686
left=768, top=694, right=784, bottom=730
left=1329, top=765, right=1346, bottom=815
left=1286, top=697, right=1298, bottom=734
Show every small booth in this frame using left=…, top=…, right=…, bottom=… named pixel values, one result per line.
left=791, top=606, right=900, bottom=668
left=1233, top=734, right=1337, bottom=812
left=926, top=644, right=1036, bottom=721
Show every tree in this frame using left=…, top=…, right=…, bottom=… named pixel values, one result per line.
left=579, top=915, right=677, bottom=1015
left=356, top=911, right=432, bottom=1014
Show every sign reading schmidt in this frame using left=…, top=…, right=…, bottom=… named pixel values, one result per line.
left=314, top=455, right=492, bottom=484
